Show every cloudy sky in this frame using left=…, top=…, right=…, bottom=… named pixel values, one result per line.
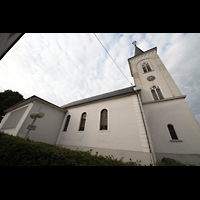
left=0, top=33, right=200, bottom=124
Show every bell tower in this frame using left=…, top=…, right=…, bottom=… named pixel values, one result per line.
left=128, top=41, right=200, bottom=165
left=128, top=41, right=182, bottom=103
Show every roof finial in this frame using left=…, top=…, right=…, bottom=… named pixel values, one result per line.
left=132, top=41, right=137, bottom=47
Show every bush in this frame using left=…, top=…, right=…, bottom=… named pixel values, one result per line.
left=157, top=157, right=186, bottom=166
left=0, top=132, right=142, bottom=166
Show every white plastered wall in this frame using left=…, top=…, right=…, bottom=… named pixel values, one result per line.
left=0, top=102, right=34, bottom=136
left=143, top=98, right=200, bottom=165
left=56, top=94, right=152, bottom=165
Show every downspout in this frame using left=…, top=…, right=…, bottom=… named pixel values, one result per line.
left=55, top=110, right=68, bottom=145
left=134, top=87, right=155, bottom=166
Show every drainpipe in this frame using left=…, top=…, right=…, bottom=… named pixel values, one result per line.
left=55, top=110, right=68, bottom=145
left=134, top=87, right=155, bottom=166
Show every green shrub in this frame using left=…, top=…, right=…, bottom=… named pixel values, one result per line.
left=1, top=132, right=188, bottom=166
left=157, top=157, right=186, bottom=166
left=0, top=132, right=142, bottom=166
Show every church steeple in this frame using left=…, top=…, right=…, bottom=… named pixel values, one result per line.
left=128, top=43, right=182, bottom=103
left=132, top=41, right=144, bottom=57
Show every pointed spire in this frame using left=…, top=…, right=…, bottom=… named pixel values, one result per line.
left=132, top=41, right=144, bottom=57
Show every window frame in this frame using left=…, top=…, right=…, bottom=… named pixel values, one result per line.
left=100, top=109, right=108, bottom=130
left=150, top=86, right=164, bottom=101
left=79, top=112, right=87, bottom=131
left=142, top=62, right=152, bottom=73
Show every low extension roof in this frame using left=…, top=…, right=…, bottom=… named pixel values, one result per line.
left=4, top=95, right=65, bottom=113
left=62, top=86, right=138, bottom=108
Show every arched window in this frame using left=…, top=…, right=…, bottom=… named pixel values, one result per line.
left=100, top=109, right=108, bottom=130
left=142, top=62, right=152, bottom=73
left=167, top=124, right=178, bottom=140
left=63, top=115, right=71, bottom=132
left=79, top=112, right=87, bottom=131
left=156, top=88, right=164, bottom=100
left=150, top=86, right=164, bottom=100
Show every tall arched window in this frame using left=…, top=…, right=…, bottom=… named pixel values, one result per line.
left=150, top=86, right=164, bottom=100
left=100, top=109, right=108, bottom=130
left=167, top=124, right=178, bottom=140
left=79, top=112, right=87, bottom=131
left=63, top=115, right=71, bottom=132
left=142, top=62, right=152, bottom=73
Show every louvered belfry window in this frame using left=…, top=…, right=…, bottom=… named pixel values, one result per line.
left=79, top=112, right=87, bottom=131
left=142, top=62, right=152, bottom=73
left=100, top=109, right=108, bottom=130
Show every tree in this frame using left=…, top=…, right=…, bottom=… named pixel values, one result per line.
left=0, top=90, right=24, bottom=122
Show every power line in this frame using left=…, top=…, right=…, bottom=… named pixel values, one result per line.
left=93, top=33, right=133, bottom=86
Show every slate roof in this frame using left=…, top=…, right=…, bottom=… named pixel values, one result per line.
left=134, top=46, right=144, bottom=57
left=61, top=86, right=137, bottom=108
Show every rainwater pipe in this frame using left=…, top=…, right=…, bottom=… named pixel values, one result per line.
left=134, top=87, right=156, bottom=166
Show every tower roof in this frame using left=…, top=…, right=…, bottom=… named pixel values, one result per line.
left=132, top=41, right=144, bottom=57
left=134, top=46, right=144, bottom=56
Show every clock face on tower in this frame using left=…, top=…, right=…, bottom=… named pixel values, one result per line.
left=147, top=75, right=155, bottom=81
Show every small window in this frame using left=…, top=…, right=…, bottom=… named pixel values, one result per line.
left=142, top=62, right=152, bottom=73
left=79, top=112, right=87, bottom=131
left=63, top=115, right=71, bottom=132
left=167, top=124, right=178, bottom=140
left=150, top=86, right=164, bottom=101
left=100, top=109, right=108, bottom=130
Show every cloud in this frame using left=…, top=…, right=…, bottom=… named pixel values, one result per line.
left=0, top=33, right=200, bottom=125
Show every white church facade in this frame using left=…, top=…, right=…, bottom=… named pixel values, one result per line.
left=1, top=43, right=200, bottom=165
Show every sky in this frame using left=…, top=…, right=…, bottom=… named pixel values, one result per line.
left=0, top=33, right=200, bottom=124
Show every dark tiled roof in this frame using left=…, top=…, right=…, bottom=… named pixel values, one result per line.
left=62, top=86, right=136, bottom=108
left=134, top=46, right=144, bottom=57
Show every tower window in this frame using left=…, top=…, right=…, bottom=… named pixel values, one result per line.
left=167, top=124, right=178, bottom=140
left=142, top=62, right=152, bottom=73
left=79, top=112, right=87, bottom=131
left=150, top=86, right=164, bottom=101
left=100, top=109, right=108, bottom=130
left=151, top=89, right=159, bottom=100
left=143, top=66, right=147, bottom=73
left=156, top=88, right=164, bottom=100
left=63, top=115, right=71, bottom=132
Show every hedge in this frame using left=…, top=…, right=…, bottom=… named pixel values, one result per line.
left=0, top=132, right=143, bottom=166
left=0, top=132, right=188, bottom=166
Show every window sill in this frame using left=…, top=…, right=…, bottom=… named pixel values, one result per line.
left=170, top=140, right=182, bottom=142
left=143, top=70, right=154, bottom=74
left=97, top=130, right=109, bottom=133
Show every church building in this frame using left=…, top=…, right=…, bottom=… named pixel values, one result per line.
left=1, top=42, right=200, bottom=165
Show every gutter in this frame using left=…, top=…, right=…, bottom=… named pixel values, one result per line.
left=134, top=87, right=156, bottom=166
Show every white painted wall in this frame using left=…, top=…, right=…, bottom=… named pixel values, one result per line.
left=17, top=100, right=65, bottom=145
left=56, top=94, right=152, bottom=165
left=0, top=102, right=34, bottom=136
left=143, top=98, right=200, bottom=165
